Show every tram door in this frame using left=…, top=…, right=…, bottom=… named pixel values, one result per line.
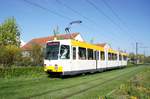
left=71, top=46, right=77, bottom=71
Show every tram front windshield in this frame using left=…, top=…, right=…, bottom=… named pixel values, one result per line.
left=45, top=42, right=59, bottom=60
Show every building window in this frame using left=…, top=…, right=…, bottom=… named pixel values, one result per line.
left=78, top=47, right=86, bottom=60
left=101, top=51, right=105, bottom=60
left=87, top=49, right=93, bottom=60
left=73, top=47, right=76, bottom=60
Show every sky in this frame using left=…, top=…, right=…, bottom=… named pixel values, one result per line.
left=0, top=0, right=150, bottom=55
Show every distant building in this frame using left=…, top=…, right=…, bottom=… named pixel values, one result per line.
left=95, top=43, right=110, bottom=49
left=21, top=33, right=84, bottom=57
left=20, top=40, right=26, bottom=47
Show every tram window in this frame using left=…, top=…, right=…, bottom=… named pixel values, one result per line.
left=112, top=53, right=116, bottom=60
left=114, top=54, right=117, bottom=60
left=108, top=53, right=111, bottom=60
left=79, top=47, right=86, bottom=60
left=123, top=55, right=127, bottom=61
left=60, top=45, right=70, bottom=59
left=119, top=54, right=122, bottom=60
left=87, top=49, right=93, bottom=60
left=112, top=53, right=114, bottom=60
left=101, top=51, right=105, bottom=60
left=116, top=54, right=118, bottom=60
left=73, top=47, right=76, bottom=60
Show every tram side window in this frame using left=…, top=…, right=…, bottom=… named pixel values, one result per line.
left=114, top=54, right=117, bottom=60
left=94, top=51, right=99, bottom=60
left=108, top=53, right=111, bottom=60
left=87, top=49, right=93, bottom=60
left=79, top=47, right=86, bottom=60
left=73, top=47, right=76, bottom=60
left=112, top=53, right=116, bottom=60
left=112, top=53, right=114, bottom=60
left=119, top=54, right=122, bottom=60
left=60, top=45, right=70, bottom=59
left=93, top=51, right=96, bottom=60
left=123, top=55, right=127, bottom=61
left=101, top=51, right=105, bottom=60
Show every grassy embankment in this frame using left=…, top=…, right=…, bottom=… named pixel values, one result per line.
left=0, top=65, right=149, bottom=99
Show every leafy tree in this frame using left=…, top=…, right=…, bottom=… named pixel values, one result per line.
left=144, top=56, right=150, bottom=63
left=31, top=44, right=44, bottom=66
left=0, top=17, right=21, bottom=66
left=0, top=17, right=20, bottom=47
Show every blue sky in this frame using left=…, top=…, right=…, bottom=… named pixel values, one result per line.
left=0, top=0, right=150, bottom=55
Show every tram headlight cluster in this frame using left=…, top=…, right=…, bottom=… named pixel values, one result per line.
left=55, top=64, right=58, bottom=70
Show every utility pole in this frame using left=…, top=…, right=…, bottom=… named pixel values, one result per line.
left=135, top=42, right=138, bottom=65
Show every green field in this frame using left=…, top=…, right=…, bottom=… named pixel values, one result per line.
left=0, top=65, right=149, bottom=99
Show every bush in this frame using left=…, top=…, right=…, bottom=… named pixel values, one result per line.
left=15, top=57, right=33, bottom=66
left=0, top=45, right=21, bottom=66
left=0, top=66, right=45, bottom=79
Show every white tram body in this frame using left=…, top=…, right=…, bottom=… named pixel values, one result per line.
left=44, top=39, right=128, bottom=75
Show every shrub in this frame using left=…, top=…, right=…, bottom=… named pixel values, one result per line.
left=0, top=66, right=45, bottom=79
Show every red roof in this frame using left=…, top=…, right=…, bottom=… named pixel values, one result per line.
left=21, top=33, right=79, bottom=50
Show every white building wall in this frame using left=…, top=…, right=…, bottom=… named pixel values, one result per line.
left=75, top=34, right=84, bottom=41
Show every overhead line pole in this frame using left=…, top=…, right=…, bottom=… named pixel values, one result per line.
left=135, top=42, right=138, bottom=65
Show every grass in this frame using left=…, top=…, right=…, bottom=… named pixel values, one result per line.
left=106, top=65, right=150, bottom=99
left=0, top=65, right=149, bottom=99
left=0, top=66, right=45, bottom=79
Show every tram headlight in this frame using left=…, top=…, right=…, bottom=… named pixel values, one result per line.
left=55, top=64, right=58, bottom=70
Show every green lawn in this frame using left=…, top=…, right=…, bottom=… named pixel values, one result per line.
left=0, top=65, right=149, bottom=99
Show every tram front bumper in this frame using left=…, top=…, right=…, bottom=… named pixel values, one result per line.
left=44, top=65, right=63, bottom=73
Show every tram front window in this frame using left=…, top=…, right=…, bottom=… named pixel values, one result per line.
left=45, top=42, right=59, bottom=60
left=60, top=45, right=70, bottom=59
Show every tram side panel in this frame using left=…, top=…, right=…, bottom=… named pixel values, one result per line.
left=70, top=60, right=96, bottom=72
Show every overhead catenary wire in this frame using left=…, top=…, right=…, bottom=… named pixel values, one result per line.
left=85, top=0, right=127, bottom=43
left=55, top=0, right=121, bottom=43
left=102, top=0, right=126, bottom=26
left=86, top=0, right=123, bottom=31
left=22, top=0, right=105, bottom=42
left=86, top=0, right=137, bottom=41
left=22, top=0, right=127, bottom=47
left=23, top=0, right=72, bottom=20
left=56, top=0, right=101, bottom=28
left=101, top=0, right=137, bottom=41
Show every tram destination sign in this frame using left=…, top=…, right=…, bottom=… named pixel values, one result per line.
left=47, top=42, right=60, bottom=46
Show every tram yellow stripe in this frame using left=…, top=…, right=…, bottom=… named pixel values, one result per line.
left=71, top=40, right=104, bottom=51
left=44, top=66, right=63, bottom=72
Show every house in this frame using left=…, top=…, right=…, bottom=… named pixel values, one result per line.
left=21, top=33, right=84, bottom=56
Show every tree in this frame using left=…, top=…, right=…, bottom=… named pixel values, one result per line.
left=0, top=17, right=21, bottom=66
left=31, top=44, right=44, bottom=66
left=144, top=56, right=150, bottom=63
left=0, top=17, right=21, bottom=47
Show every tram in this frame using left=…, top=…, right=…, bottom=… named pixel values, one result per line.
left=44, top=39, right=128, bottom=75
